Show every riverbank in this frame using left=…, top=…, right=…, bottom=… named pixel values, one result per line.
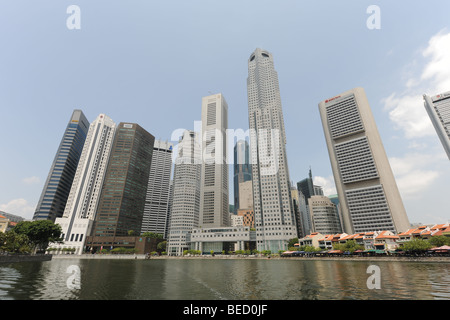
left=0, top=254, right=52, bottom=264
left=51, top=254, right=450, bottom=263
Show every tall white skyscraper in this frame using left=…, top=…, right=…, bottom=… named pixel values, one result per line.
left=53, top=114, right=116, bottom=254
left=319, top=87, right=410, bottom=234
left=141, top=140, right=174, bottom=238
left=247, top=48, right=297, bottom=252
left=199, top=93, right=229, bottom=228
left=423, top=91, right=450, bottom=160
left=167, top=130, right=202, bottom=256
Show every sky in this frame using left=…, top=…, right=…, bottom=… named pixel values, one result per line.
left=0, top=1, right=449, bottom=227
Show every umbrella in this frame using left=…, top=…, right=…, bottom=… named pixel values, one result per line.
left=431, top=245, right=450, bottom=252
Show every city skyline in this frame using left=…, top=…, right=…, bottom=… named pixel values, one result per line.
left=1, top=2, right=450, bottom=226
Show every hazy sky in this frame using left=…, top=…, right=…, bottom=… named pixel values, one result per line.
left=1, top=1, right=449, bottom=227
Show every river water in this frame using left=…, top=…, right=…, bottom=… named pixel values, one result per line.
left=0, top=258, right=449, bottom=300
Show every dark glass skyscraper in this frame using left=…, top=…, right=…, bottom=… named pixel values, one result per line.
left=233, top=140, right=252, bottom=213
left=33, top=109, right=89, bottom=221
left=92, top=123, right=155, bottom=237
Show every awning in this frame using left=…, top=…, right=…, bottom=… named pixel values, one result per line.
left=328, top=250, right=343, bottom=254
left=431, top=245, right=450, bottom=251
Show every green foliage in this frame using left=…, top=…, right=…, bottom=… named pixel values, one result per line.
left=295, top=245, right=322, bottom=252
left=428, top=235, right=450, bottom=247
left=111, top=247, right=138, bottom=254
left=157, top=241, right=167, bottom=251
left=402, top=239, right=433, bottom=252
left=332, top=240, right=364, bottom=253
left=287, top=238, right=299, bottom=248
left=141, top=232, right=164, bottom=239
left=0, top=231, right=31, bottom=253
left=10, top=220, right=62, bottom=253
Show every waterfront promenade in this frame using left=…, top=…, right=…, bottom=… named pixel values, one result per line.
left=51, top=253, right=450, bottom=263
left=0, top=254, right=52, bottom=264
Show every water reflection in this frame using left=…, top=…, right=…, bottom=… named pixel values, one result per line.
left=0, top=258, right=448, bottom=300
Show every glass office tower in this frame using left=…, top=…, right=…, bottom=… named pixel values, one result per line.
left=33, top=109, right=89, bottom=221
left=93, top=123, right=155, bottom=238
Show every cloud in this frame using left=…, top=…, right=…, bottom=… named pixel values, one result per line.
left=383, top=92, right=434, bottom=139
left=22, top=176, right=41, bottom=185
left=389, top=153, right=444, bottom=199
left=381, top=29, right=450, bottom=202
left=313, top=175, right=336, bottom=196
left=421, top=30, right=450, bottom=92
left=0, top=198, right=35, bottom=220
left=383, top=29, right=450, bottom=140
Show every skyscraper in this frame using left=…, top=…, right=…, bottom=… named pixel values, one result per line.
left=423, top=91, right=450, bottom=160
left=296, top=168, right=323, bottom=236
left=234, top=140, right=252, bottom=214
left=290, top=183, right=304, bottom=239
left=308, top=195, right=342, bottom=235
left=319, top=87, right=410, bottom=234
left=53, top=114, right=116, bottom=254
left=92, top=123, right=155, bottom=238
left=199, top=93, right=229, bottom=228
left=33, top=109, right=89, bottom=221
left=141, top=140, right=173, bottom=238
left=167, top=130, right=202, bottom=256
left=247, top=48, right=297, bottom=252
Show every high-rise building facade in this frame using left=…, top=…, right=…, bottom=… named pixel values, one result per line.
left=423, top=91, right=450, bottom=160
left=33, top=110, right=89, bottom=221
left=297, top=168, right=323, bottom=236
left=167, top=130, right=202, bottom=256
left=308, top=195, right=342, bottom=235
left=53, top=114, right=116, bottom=254
left=234, top=140, right=252, bottom=214
left=247, top=48, right=297, bottom=252
left=92, top=123, right=155, bottom=239
left=199, top=93, right=229, bottom=228
left=141, top=140, right=173, bottom=238
left=319, top=87, right=410, bottom=234
left=290, top=184, right=304, bottom=239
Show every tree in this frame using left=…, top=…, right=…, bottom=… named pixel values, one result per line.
left=0, top=231, right=31, bottom=253
left=333, top=240, right=364, bottom=253
left=12, top=220, right=63, bottom=253
left=429, top=235, right=450, bottom=247
left=157, top=241, right=167, bottom=252
left=402, top=239, right=432, bottom=252
left=287, top=238, right=299, bottom=248
left=141, top=232, right=163, bottom=239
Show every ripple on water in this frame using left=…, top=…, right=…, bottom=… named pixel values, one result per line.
left=0, top=259, right=449, bottom=300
